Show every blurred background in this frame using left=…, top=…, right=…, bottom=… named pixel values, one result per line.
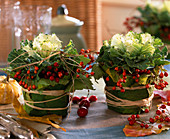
left=0, top=0, right=170, bottom=67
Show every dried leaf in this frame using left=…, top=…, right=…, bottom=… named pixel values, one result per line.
left=154, top=90, right=170, bottom=101
left=123, top=124, right=162, bottom=137
left=17, top=114, right=65, bottom=132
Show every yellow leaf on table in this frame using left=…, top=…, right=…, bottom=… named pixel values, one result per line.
left=17, top=114, right=66, bottom=132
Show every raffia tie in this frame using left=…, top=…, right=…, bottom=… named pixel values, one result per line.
left=105, top=86, right=154, bottom=107
left=23, top=88, right=69, bottom=111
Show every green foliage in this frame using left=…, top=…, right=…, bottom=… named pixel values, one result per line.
left=7, top=39, right=94, bottom=92
left=93, top=31, right=170, bottom=87
left=136, top=4, right=170, bottom=44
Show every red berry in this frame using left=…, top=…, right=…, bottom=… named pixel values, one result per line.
left=34, top=66, right=39, bottom=71
left=119, top=79, right=123, bottom=83
left=128, top=117, right=132, bottom=121
left=164, top=81, right=168, bottom=85
left=72, top=96, right=80, bottom=104
left=77, top=107, right=88, bottom=117
left=32, top=85, right=36, bottom=90
left=159, top=72, right=164, bottom=78
left=47, top=66, right=52, bottom=70
left=156, top=110, right=161, bottom=115
left=158, top=124, right=162, bottom=129
left=80, top=96, right=87, bottom=101
left=129, top=120, right=134, bottom=126
left=24, top=84, right=28, bottom=89
left=34, top=70, right=37, bottom=74
left=31, top=76, right=34, bottom=79
left=26, top=76, right=30, bottom=79
left=19, top=81, right=22, bottom=85
left=123, top=76, right=127, bottom=80
left=90, top=72, right=95, bottom=76
left=112, top=86, right=116, bottom=90
left=133, top=76, right=136, bottom=79
left=81, top=49, right=85, bottom=52
left=144, top=69, right=147, bottom=73
left=135, top=69, right=140, bottom=73
left=49, top=76, right=54, bottom=81
left=117, top=82, right=120, bottom=87
left=123, top=72, right=126, bottom=76
left=58, top=72, right=63, bottom=78
left=86, top=67, right=89, bottom=71
left=135, top=79, right=139, bottom=83
left=76, top=68, right=80, bottom=73
left=54, top=68, right=58, bottom=72
left=86, top=74, right=89, bottom=78
left=89, top=65, right=93, bottom=69
left=28, top=86, right=31, bottom=91
left=145, top=109, right=149, bottom=113
left=84, top=54, right=88, bottom=57
left=22, top=82, right=25, bottom=86
left=123, top=80, right=126, bottom=83
left=165, top=117, right=170, bottom=122
left=167, top=102, right=170, bottom=106
left=18, top=76, right=21, bottom=79
left=79, top=99, right=90, bottom=108
left=136, top=74, right=140, bottom=78
left=149, top=118, right=154, bottom=123
left=106, top=77, right=110, bottom=81
left=140, top=123, right=144, bottom=128
left=54, top=62, right=59, bottom=67
left=164, top=72, right=168, bottom=77
left=145, top=124, right=149, bottom=129
left=131, top=114, right=136, bottom=119
left=136, top=114, right=140, bottom=118
left=89, top=95, right=97, bottom=102
left=147, top=70, right=151, bottom=74
left=114, top=67, right=119, bottom=71
left=79, top=61, right=84, bottom=67
left=155, top=116, right=159, bottom=120
left=160, top=118, right=164, bottom=122
left=121, top=88, right=125, bottom=93
left=16, top=71, right=20, bottom=75
left=85, top=49, right=90, bottom=53
left=27, top=70, right=30, bottom=74
left=14, top=74, right=18, bottom=78
left=46, top=71, right=51, bottom=76
left=146, top=84, right=150, bottom=88
left=160, top=104, right=166, bottom=109
left=76, top=74, right=80, bottom=78
left=55, top=78, right=59, bottom=83
left=162, top=110, right=165, bottom=113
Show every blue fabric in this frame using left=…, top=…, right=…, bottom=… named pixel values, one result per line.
left=51, top=125, right=170, bottom=139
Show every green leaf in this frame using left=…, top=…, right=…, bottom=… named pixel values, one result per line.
left=77, top=55, right=91, bottom=65
left=92, top=64, right=104, bottom=80
left=64, top=40, right=78, bottom=55
left=138, top=74, right=149, bottom=85
left=8, top=49, right=28, bottom=68
left=37, top=78, right=70, bottom=90
left=65, top=74, right=94, bottom=92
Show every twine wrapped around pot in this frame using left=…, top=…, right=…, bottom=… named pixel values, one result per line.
left=22, top=88, right=69, bottom=111
left=104, top=85, right=154, bottom=114
left=105, top=86, right=154, bottom=107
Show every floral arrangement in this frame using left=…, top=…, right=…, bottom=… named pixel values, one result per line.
left=123, top=1, right=170, bottom=44
left=92, top=31, right=170, bottom=114
left=5, top=33, right=95, bottom=116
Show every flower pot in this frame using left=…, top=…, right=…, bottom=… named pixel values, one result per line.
left=104, top=77, right=154, bottom=114
left=23, top=86, right=69, bottom=117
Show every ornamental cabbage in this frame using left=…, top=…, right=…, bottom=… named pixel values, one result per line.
left=32, top=33, right=62, bottom=57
